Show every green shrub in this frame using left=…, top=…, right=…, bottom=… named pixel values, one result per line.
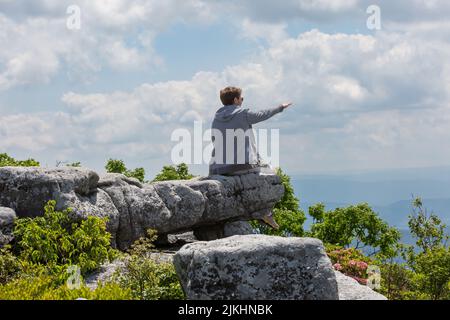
left=0, top=245, right=21, bottom=284
left=408, top=246, right=450, bottom=300
left=67, top=162, right=81, bottom=167
left=401, top=196, right=450, bottom=300
left=13, top=200, right=117, bottom=277
left=114, top=229, right=185, bottom=300
left=326, top=245, right=373, bottom=285
left=378, top=262, right=415, bottom=300
left=152, top=163, right=194, bottom=182
left=0, top=153, right=40, bottom=167
left=251, top=167, right=306, bottom=236
left=308, top=202, right=401, bottom=257
left=105, top=158, right=146, bottom=183
left=0, top=273, right=132, bottom=300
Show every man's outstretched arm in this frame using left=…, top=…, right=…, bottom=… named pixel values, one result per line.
left=245, top=102, right=293, bottom=125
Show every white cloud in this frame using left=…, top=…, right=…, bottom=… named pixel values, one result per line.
left=239, top=19, right=289, bottom=45
left=2, top=0, right=449, bottom=90
left=2, top=23, right=450, bottom=175
left=0, top=0, right=217, bottom=90
left=2, top=1, right=450, bottom=175
left=208, top=0, right=450, bottom=24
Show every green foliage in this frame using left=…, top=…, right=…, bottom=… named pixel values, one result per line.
left=128, top=229, right=158, bottom=256
left=0, top=153, right=40, bottom=167
left=105, top=158, right=127, bottom=174
left=326, top=245, right=372, bottom=285
left=13, top=200, right=117, bottom=277
left=0, top=274, right=132, bottom=300
left=308, top=202, right=401, bottom=257
left=374, top=197, right=450, bottom=300
left=126, top=167, right=146, bottom=183
left=105, top=158, right=146, bottom=183
left=251, top=167, right=306, bottom=236
left=152, top=163, right=194, bottom=182
left=0, top=245, right=21, bottom=284
left=378, top=261, right=415, bottom=300
left=408, top=196, right=449, bottom=253
left=114, top=229, right=185, bottom=300
left=66, top=162, right=81, bottom=167
left=399, top=196, right=450, bottom=300
left=408, top=246, right=450, bottom=299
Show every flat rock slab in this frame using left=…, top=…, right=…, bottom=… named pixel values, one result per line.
left=173, top=234, right=339, bottom=300
left=335, top=270, right=387, bottom=300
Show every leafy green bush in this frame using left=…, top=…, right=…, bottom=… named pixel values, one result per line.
left=407, top=246, right=450, bottom=300
left=308, top=202, right=401, bottom=257
left=326, top=245, right=373, bottom=285
left=152, top=163, right=194, bottom=182
left=251, top=167, right=306, bottom=236
left=378, top=261, right=415, bottom=300
left=114, top=229, right=185, bottom=300
left=105, top=158, right=146, bottom=183
left=400, top=197, right=450, bottom=300
left=0, top=245, right=21, bottom=284
left=0, top=153, right=40, bottom=167
left=13, top=200, right=117, bottom=277
left=0, top=274, right=132, bottom=300
left=66, top=162, right=81, bottom=167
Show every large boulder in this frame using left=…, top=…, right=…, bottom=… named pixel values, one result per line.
left=173, top=234, right=339, bottom=300
left=0, top=167, right=284, bottom=250
left=0, top=166, right=120, bottom=246
left=0, top=207, right=16, bottom=246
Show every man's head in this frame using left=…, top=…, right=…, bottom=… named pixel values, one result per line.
left=220, top=86, right=244, bottom=106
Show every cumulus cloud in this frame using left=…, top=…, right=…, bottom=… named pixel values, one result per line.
left=1, top=0, right=449, bottom=90
left=2, top=21, right=450, bottom=175
left=208, top=0, right=450, bottom=24
left=2, top=0, right=450, bottom=175
left=0, top=0, right=216, bottom=89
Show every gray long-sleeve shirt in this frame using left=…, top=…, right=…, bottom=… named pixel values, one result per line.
left=208, top=104, right=284, bottom=175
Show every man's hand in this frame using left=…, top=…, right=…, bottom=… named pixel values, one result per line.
left=279, top=102, right=293, bottom=109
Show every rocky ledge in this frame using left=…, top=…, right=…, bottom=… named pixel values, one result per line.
left=0, top=166, right=284, bottom=250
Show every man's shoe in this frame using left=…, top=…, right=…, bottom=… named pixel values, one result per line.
left=260, top=214, right=280, bottom=230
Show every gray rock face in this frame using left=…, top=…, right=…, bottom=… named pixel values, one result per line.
left=193, top=220, right=255, bottom=241
left=0, top=207, right=16, bottom=246
left=0, top=167, right=284, bottom=250
left=223, top=221, right=255, bottom=237
left=173, top=234, right=339, bottom=300
left=0, top=166, right=121, bottom=246
left=334, top=271, right=387, bottom=300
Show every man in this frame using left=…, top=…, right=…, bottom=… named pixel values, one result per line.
left=208, top=86, right=293, bottom=229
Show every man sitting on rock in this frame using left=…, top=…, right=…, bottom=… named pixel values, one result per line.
left=208, top=86, right=293, bottom=230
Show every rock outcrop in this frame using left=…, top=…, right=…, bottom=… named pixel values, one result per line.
left=173, top=234, right=339, bottom=300
left=0, top=206, right=16, bottom=247
left=0, top=166, right=284, bottom=250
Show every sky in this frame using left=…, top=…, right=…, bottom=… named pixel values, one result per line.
left=1, top=0, right=450, bottom=179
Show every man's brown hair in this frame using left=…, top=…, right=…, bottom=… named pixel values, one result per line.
left=220, top=86, right=242, bottom=106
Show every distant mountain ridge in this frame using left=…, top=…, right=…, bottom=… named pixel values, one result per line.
left=289, top=166, right=450, bottom=234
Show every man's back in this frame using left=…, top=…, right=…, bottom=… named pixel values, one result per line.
left=209, top=104, right=285, bottom=175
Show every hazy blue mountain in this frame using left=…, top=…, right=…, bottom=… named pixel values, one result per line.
left=300, top=198, right=450, bottom=230
left=289, top=166, right=450, bottom=243
left=292, top=178, right=450, bottom=206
